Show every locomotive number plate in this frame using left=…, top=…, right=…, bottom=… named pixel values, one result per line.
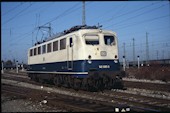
left=99, top=65, right=110, bottom=68
left=100, top=51, right=107, bottom=56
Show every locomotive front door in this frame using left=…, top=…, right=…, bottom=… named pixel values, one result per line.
left=67, top=36, right=73, bottom=70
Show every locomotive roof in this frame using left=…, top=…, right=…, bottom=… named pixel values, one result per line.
left=31, top=25, right=115, bottom=48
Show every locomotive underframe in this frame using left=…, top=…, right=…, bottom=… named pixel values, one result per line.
left=28, top=70, right=125, bottom=91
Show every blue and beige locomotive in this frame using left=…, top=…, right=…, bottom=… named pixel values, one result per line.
left=27, top=25, right=125, bottom=91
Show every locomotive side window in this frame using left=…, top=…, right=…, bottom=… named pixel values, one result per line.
left=53, top=41, right=58, bottom=51
left=60, top=38, right=66, bottom=50
left=85, top=35, right=99, bottom=45
left=104, top=36, right=115, bottom=46
left=34, top=48, right=37, bottom=56
left=42, top=45, right=46, bottom=54
left=38, top=46, right=41, bottom=55
left=47, top=43, right=51, bottom=53
left=30, top=49, right=33, bottom=56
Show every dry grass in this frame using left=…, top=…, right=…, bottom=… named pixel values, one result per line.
left=126, top=65, right=170, bottom=82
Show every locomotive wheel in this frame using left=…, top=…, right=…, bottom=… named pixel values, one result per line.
left=94, top=79, right=103, bottom=91
left=63, top=76, right=70, bottom=88
left=53, top=76, right=61, bottom=87
left=39, top=78, right=45, bottom=84
left=103, top=75, right=111, bottom=89
left=88, top=78, right=98, bottom=92
left=73, top=78, right=81, bottom=91
left=112, top=78, right=124, bottom=89
left=97, top=78, right=104, bottom=91
left=81, top=79, right=89, bottom=91
left=32, top=74, right=39, bottom=82
left=69, top=77, right=74, bottom=89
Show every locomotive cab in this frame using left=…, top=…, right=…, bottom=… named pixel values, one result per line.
left=77, top=29, right=121, bottom=74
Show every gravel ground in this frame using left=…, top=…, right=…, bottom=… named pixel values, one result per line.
left=1, top=93, right=67, bottom=112
left=112, top=88, right=170, bottom=100
left=1, top=79, right=110, bottom=103
left=2, top=77, right=170, bottom=112
left=123, top=77, right=170, bottom=84
left=2, top=78, right=170, bottom=102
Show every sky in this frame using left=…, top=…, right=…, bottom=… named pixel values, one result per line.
left=1, top=1, right=170, bottom=64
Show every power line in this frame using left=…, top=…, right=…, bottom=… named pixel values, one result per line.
left=2, top=2, right=24, bottom=16
left=4, top=2, right=82, bottom=48
left=89, top=2, right=125, bottom=23
left=19, top=2, right=55, bottom=18
left=113, top=14, right=169, bottom=30
left=7, top=29, right=35, bottom=47
left=42, top=2, right=80, bottom=26
left=104, top=3, right=169, bottom=29
left=100, top=1, right=162, bottom=26
left=55, top=2, right=92, bottom=27
left=3, top=3, right=33, bottom=25
left=119, top=25, right=170, bottom=37
left=99, top=2, right=127, bottom=24
left=120, top=40, right=170, bottom=48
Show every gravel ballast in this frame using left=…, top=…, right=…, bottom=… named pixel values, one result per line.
left=1, top=93, right=67, bottom=112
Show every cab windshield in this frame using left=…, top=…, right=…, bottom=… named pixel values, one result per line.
left=104, top=35, right=115, bottom=46
left=85, top=35, right=99, bottom=45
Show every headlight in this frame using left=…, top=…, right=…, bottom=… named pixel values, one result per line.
left=88, top=60, right=92, bottom=64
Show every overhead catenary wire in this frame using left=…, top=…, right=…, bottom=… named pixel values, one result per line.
left=18, top=2, right=55, bottom=18
left=2, top=2, right=24, bottom=16
left=3, top=3, right=33, bottom=25
left=120, top=40, right=170, bottom=48
left=89, top=2, right=126, bottom=22
left=113, top=14, right=170, bottom=31
left=6, top=2, right=84, bottom=46
left=99, top=2, right=128, bottom=24
left=2, top=2, right=55, bottom=30
left=99, top=1, right=162, bottom=25
left=41, top=2, right=80, bottom=26
left=119, top=25, right=170, bottom=37
left=56, top=2, right=92, bottom=27
left=104, top=3, right=169, bottom=29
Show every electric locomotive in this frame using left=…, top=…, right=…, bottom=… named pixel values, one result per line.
left=27, top=25, right=125, bottom=91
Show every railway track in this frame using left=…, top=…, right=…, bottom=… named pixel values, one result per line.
left=2, top=72, right=170, bottom=112
left=2, top=72, right=170, bottom=99
left=4, top=71, right=170, bottom=92
left=124, top=80, right=170, bottom=92
left=100, top=91, right=170, bottom=111
left=2, top=84, right=130, bottom=112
